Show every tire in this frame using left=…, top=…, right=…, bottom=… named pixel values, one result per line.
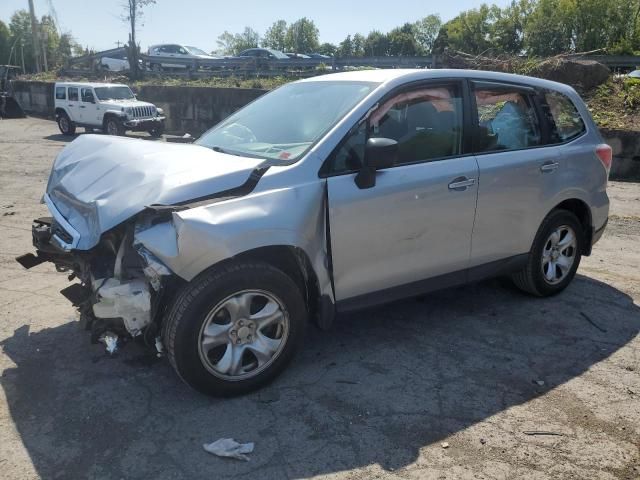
left=57, top=112, right=76, bottom=136
left=151, top=63, right=163, bottom=72
left=149, top=124, right=164, bottom=138
left=103, top=117, right=125, bottom=136
left=163, top=262, right=307, bottom=397
left=512, top=209, right=584, bottom=297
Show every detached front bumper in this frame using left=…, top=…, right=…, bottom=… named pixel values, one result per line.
left=123, top=115, right=165, bottom=129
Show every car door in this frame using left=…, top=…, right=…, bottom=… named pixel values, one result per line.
left=80, top=87, right=100, bottom=126
left=160, top=45, right=180, bottom=68
left=66, top=86, right=80, bottom=122
left=325, top=82, right=479, bottom=304
left=469, top=80, right=563, bottom=268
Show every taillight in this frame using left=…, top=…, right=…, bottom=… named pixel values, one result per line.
left=596, top=144, right=612, bottom=172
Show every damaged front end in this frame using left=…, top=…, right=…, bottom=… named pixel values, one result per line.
left=17, top=208, right=173, bottom=350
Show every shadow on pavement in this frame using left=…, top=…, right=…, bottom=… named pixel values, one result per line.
left=1, top=274, right=638, bottom=479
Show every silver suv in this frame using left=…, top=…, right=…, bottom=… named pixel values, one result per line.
left=19, top=69, right=610, bottom=396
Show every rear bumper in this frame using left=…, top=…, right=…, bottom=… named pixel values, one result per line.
left=123, top=116, right=165, bottom=129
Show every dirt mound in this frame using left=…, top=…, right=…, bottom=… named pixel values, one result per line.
left=530, top=58, right=610, bottom=92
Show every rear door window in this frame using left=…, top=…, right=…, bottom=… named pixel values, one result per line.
left=472, top=82, right=542, bottom=153
left=68, top=87, right=79, bottom=101
left=543, top=91, right=586, bottom=143
left=55, top=87, right=66, bottom=100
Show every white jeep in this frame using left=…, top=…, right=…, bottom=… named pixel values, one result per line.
left=54, top=82, right=166, bottom=137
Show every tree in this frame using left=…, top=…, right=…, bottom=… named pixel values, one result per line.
left=216, top=27, right=260, bottom=55
left=352, top=33, right=366, bottom=57
left=489, top=0, right=531, bottom=54
left=9, top=10, right=35, bottom=71
left=387, top=23, right=421, bottom=56
left=0, top=21, right=10, bottom=65
left=263, top=20, right=287, bottom=51
left=524, top=0, right=573, bottom=55
left=317, top=42, right=337, bottom=56
left=123, top=0, right=156, bottom=79
left=444, top=5, right=493, bottom=55
left=337, top=35, right=353, bottom=57
left=414, top=14, right=441, bottom=54
left=364, top=30, right=390, bottom=56
left=285, top=17, right=319, bottom=53
left=432, top=26, right=450, bottom=54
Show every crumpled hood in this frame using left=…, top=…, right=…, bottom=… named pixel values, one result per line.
left=46, top=135, right=263, bottom=250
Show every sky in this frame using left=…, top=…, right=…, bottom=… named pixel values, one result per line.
left=0, top=0, right=513, bottom=52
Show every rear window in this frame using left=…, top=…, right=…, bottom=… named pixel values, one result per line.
left=55, top=87, right=66, bottom=100
left=68, top=87, right=78, bottom=101
left=544, top=91, right=586, bottom=143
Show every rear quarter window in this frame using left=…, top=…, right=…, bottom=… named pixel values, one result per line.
left=544, top=91, right=586, bottom=143
left=55, top=87, right=66, bottom=100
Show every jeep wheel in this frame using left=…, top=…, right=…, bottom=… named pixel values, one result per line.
left=149, top=124, right=164, bottom=138
left=104, top=117, right=124, bottom=136
left=163, top=262, right=307, bottom=397
left=57, top=112, right=76, bottom=136
left=512, top=209, right=584, bottom=297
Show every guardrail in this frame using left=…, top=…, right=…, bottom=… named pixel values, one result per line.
left=66, top=49, right=640, bottom=75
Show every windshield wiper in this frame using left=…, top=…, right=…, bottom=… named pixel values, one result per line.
left=209, top=145, right=267, bottom=160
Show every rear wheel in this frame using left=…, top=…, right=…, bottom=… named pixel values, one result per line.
left=104, top=117, right=124, bottom=136
left=57, top=112, right=76, bottom=135
left=163, top=262, right=307, bottom=397
left=151, top=63, right=163, bottom=72
left=512, top=209, right=584, bottom=297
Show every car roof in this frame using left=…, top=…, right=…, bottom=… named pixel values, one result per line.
left=54, top=82, right=129, bottom=88
left=297, top=68, right=576, bottom=94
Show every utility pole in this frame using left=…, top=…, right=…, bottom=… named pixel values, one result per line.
left=28, top=0, right=42, bottom=73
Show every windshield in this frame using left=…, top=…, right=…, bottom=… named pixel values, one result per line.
left=186, top=46, right=208, bottom=56
left=94, top=86, right=135, bottom=101
left=197, top=81, right=377, bottom=162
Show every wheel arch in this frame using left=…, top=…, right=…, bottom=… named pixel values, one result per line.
left=550, top=198, right=593, bottom=255
left=205, top=245, right=325, bottom=329
left=54, top=106, right=69, bottom=119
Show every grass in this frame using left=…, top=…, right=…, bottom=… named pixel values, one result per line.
left=584, top=76, right=640, bottom=131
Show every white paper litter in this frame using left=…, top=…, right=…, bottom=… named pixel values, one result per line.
left=100, top=333, right=118, bottom=355
left=203, top=438, right=255, bottom=461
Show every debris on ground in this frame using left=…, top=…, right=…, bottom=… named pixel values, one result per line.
left=154, top=336, right=164, bottom=358
left=523, top=431, right=564, bottom=436
left=480, top=438, right=486, bottom=445
left=99, top=332, right=119, bottom=355
left=441, top=442, right=450, bottom=449
left=203, top=438, right=255, bottom=461
left=535, top=380, right=545, bottom=386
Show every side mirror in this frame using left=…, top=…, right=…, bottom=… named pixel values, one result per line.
left=355, top=137, right=398, bottom=189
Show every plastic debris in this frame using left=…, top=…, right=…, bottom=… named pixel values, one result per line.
left=100, top=332, right=119, bottom=355
left=535, top=380, right=545, bottom=386
left=203, top=438, right=254, bottom=461
left=155, top=336, right=164, bottom=358
left=441, top=442, right=450, bottom=449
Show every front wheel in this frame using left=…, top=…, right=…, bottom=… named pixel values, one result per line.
left=512, top=209, right=584, bottom=297
left=104, top=117, right=124, bottom=136
left=163, top=262, right=307, bottom=396
left=149, top=124, right=164, bottom=138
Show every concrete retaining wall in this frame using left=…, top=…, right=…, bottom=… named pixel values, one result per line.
left=601, top=129, right=640, bottom=181
left=9, top=80, right=266, bottom=136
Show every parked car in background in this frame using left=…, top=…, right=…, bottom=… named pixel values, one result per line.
left=285, top=53, right=311, bottom=59
left=54, top=82, right=165, bottom=137
left=627, top=70, right=640, bottom=79
left=308, top=53, right=331, bottom=59
left=100, top=52, right=130, bottom=71
left=147, top=44, right=216, bottom=71
left=237, top=48, right=289, bottom=59
left=25, top=70, right=609, bottom=397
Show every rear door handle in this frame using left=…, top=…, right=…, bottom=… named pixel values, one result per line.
left=448, top=177, right=476, bottom=190
left=540, top=161, right=559, bottom=172
left=79, top=105, right=86, bottom=109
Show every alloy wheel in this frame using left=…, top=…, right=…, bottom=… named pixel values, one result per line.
left=541, top=225, right=577, bottom=285
left=197, top=290, right=290, bottom=380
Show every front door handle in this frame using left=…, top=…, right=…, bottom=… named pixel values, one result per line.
left=79, top=105, right=86, bottom=109
left=540, top=161, right=559, bottom=172
left=448, top=177, right=476, bottom=191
